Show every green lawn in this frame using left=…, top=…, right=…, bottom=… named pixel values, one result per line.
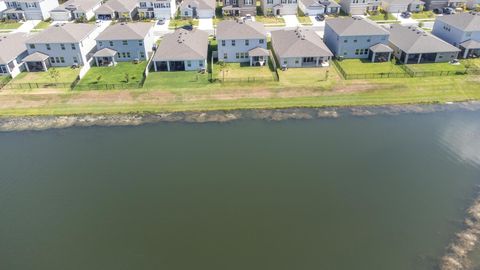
left=10, top=67, right=79, bottom=84
left=337, top=59, right=406, bottom=74
left=77, top=62, right=147, bottom=88
left=298, top=16, right=312, bottom=25
left=412, top=11, right=435, bottom=19
left=255, top=16, right=285, bottom=25
left=0, top=22, right=22, bottom=30
left=407, top=62, right=467, bottom=73
left=144, top=71, right=211, bottom=90
left=169, top=18, right=199, bottom=29
left=33, top=20, right=51, bottom=30
left=279, top=67, right=331, bottom=86
left=368, top=12, right=398, bottom=21
left=213, top=62, right=275, bottom=82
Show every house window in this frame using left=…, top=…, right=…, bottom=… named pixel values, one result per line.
left=283, top=60, right=287, bottom=64
left=295, top=59, right=299, bottom=64
left=267, top=0, right=272, bottom=3
left=122, top=40, right=128, bottom=45
left=231, top=40, right=235, bottom=46
left=51, top=57, right=56, bottom=63
left=187, top=61, right=191, bottom=67
left=223, top=53, right=227, bottom=59
left=199, top=60, right=203, bottom=67
left=73, top=56, right=78, bottom=63
left=46, top=44, right=51, bottom=50
left=29, top=44, right=35, bottom=49
left=60, top=57, right=65, bottom=63
left=71, top=44, right=76, bottom=50
left=122, top=52, right=127, bottom=58
left=99, top=41, right=103, bottom=47
left=245, top=39, right=249, bottom=46
left=60, top=44, right=65, bottom=50
left=353, top=39, right=357, bottom=43
left=259, top=39, right=264, bottom=44
left=139, top=40, right=143, bottom=46
left=244, top=0, right=253, bottom=5
left=140, top=52, right=145, bottom=58
left=236, top=53, right=239, bottom=59
left=109, top=41, right=114, bottom=46
left=221, top=40, right=225, bottom=46
left=126, top=52, right=131, bottom=58
left=344, top=39, right=347, bottom=43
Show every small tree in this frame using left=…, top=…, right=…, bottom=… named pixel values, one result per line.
left=124, top=73, right=130, bottom=83
left=463, top=59, right=474, bottom=72
left=48, top=68, right=60, bottom=82
left=96, top=75, right=102, bottom=82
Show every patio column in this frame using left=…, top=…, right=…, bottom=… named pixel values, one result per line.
left=316, top=57, right=320, bottom=67
left=154, top=61, right=157, bottom=72
left=250, top=57, right=253, bottom=66
left=463, top=48, right=469, bottom=59
left=42, top=61, right=47, bottom=71
left=95, top=57, right=99, bottom=67
left=404, top=53, right=409, bottom=64
left=25, top=62, right=30, bottom=72
left=167, top=61, right=170, bottom=72
left=388, top=52, right=392, bottom=61
left=417, top=53, right=422, bottom=64
left=372, top=52, right=376, bottom=63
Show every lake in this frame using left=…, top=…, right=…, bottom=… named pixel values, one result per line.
left=1, top=110, right=480, bottom=270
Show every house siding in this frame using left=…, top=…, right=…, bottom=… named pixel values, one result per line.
left=218, top=38, right=267, bottom=62
left=96, top=28, right=155, bottom=62
left=261, top=0, right=298, bottom=16
left=432, top=20, right=480, bottom=47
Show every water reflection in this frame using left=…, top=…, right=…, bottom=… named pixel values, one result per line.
left=440, top=119, right=480, bottom=168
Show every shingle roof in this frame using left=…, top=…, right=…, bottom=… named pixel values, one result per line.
left=26, top=23, right=96, bottom=44
left=180, top=0, right=216, bottom=10
left=216, top=20, right=267, bottom=40
left=22, top=52, right=49, bottom=62
left=153, top=29, right=209, bottom=61
left=96, top=22, right=153, bottom=41
left=460, top=39, right=480, bottom=49
left=389, top=24, right=460, bottom=54
left=382, top=0, right=424, bottom=6
left=271, top=28, right=333, bottom=58
left=248, top=47, right=269, bottom=56
left=369, top=43, right=393, bottom=52
left=435, top=12, right=480, bottom=32
left=51, top=0, right=101, bottom=13
left=95, top=0, right=138, bottom=14
left=93, top=47, right=118, bottom=57
left=326, top=17, right=390, bottom=36
left=0, top=33, right=30, bottom=64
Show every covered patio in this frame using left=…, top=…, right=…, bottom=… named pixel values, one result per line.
left=369, top=44, right=393, bottom=63
left=93, top=48, right=118, bottom=67
left=248, top=47, right=269, bottom=67
left=459, top=40, right=480, bottom=59
left=22, top=52, right=50, bottom=72
left=4, top=8, right=25, bottom=21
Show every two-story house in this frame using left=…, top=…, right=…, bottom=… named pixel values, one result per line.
left=422, top=0, right=466, bottom=10
left=92, top=22, right=155, bottom=66
left=217, top=20, right=269, bottom=66
left=179, top=0, right=216, bottom=18
left=0, top=33, right=30, bottom=78
left=324, top=17, right=392, bottom=62
left=95, top=0, right=138, bottom=20
left=432, top=12, right=480, bottom=58
left=137, top=0, right=176, bottom=20
left=388, top=24, right=460, bottom=63
left=50, top=0, right=101, bottom=21
left=381, top=0, right=424, bottom=13
left=3, top=0, right=58, bottom=21
left=23, top=23, right=97, bottom=71
left=339, top=0, right=381, bottom=15
left=298, top=0, right=341, bottom=16
left=152, top=29, right=209, bottom=71
left=222, top=0, right=256, bottom=16
left=0, top=1, right=7, bottom=17
left=260, top=0, right=298, bottom=16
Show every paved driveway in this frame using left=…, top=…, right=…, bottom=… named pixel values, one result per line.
left=391, top=13, right=419, bottom=26
left=309, top=16, right=325, bottom=27
left=282, top=15, right=300, bottom=27
left=13, top=20, right=40, bottom=33
left=198, top=18, right=213, bottom=30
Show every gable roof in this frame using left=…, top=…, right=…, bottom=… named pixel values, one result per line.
left=93, top=47, right=118, bottom=57
left=326, top=16, right=390, bottom=36
left=271, top=28, right=333, bottom=58
left=0, top=33, right=30, bottom=64
left=435, top=12, right=480, bottom=32
left=96, top=22, right=154, bottom=41
left=95, top=0, right=138, bottom=14
left=26, top=23, right=96, bottom=44
left=216, top=20, right=267, bottom=40
left=153, top=29, right=209, bottom=61
left=369, top=43, right=393, bottom=52
left=381, top=0, right=423, bottom=6
left=51, top=0, right=101, bottom=13
left=180, top=0, right=216, bottom=10
left=389, top=24, right=460, bottom=53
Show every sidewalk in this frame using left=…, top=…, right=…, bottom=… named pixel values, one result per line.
left=13, top=20, right=40, bottom=33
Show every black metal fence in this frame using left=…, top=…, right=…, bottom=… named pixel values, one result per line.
left=333, top=60, right=410, bottom=80
left=1, top=82, right=75, bottom=90
left=74, top=82, right=143, bottom=90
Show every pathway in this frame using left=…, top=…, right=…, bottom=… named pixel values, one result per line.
left=13, top=20, right=40, bottom=33
left=282, top=15, right=300, bottom=28
left=198, top=18, right=213, bottom=30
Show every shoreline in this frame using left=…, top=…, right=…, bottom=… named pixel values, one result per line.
left=2, top=101, right=480, bottom=132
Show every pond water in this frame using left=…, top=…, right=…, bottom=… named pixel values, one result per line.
left=1, top=110, right=480, bottom=270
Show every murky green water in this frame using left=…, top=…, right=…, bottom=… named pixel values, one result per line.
left=1, top=111, right=480, bottom=270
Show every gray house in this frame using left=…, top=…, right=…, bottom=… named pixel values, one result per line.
left=298, top=0, right=341, bottom=16
left=339, top=0, right=381, bottom=15
left=222, top=0, right=256, bottom=16
left=422, top=0, right=466, bottom=10
left=260, top=0, right=298, bottom=16
left=93, top=22, right=155, bottom=66
left=324, top=17, right=391, bottom=62
left=381, top=0, right=425, bottom=13
left=271, top=28, right=333, bottom=68
left=388, top=24, right=460, bottom=64
left=180, top=0, right=216, bottom=18
left=0, top=33, right=30, bottom=78
left=3, top=0, right=59, bottom=20
left=95, top=0, right=138, bottom=20
left=217, top=20, right=268, bottom=66
left=432, top=12, right=480, bottom=58
left=49, top=0, right=102, bottom=21
left=152, top=29, right=209, bottom=71
left=23, top=23, right=97, bottom=71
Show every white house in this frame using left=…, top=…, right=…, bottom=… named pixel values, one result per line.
left=0, top=33, right=30, bottom=78
left=93, top=22, right=155, bottom=66
left=137, top=0, right=177, bottom=20
left=95, top=0, right=138, bottom=21
left=23, top=23, right=98, bottom=71
left=179, top=0, right=216, bottom=18
left=0, top=1, right=7, bottom=17
left=50, top=0, right=102, bottom=21
left=339, top=0, right=381, bottom=15
left=381, top=0, right=424, bottom=13
left=152, top=29, right=209, bottom=71
left=3, top=0, right=59, bottom=20
left=298, top=0, right=341, bottom=16
left=217, top=20, right=268, bottom=66
left=260, top=0, right=298, bottom=16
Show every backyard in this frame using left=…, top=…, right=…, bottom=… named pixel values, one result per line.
left=213, top=62, right=275, bottom=83
left=76, top=62, right=147, bottom=90
left=337, top=59, right=406, bottom=74
left=406, top=62, right=468, bottom=74
left=10, top=67, right=79, bottom=84
left=278, top=67, right=332, bottom=87
left=144, top=71, right=211, bottom=91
